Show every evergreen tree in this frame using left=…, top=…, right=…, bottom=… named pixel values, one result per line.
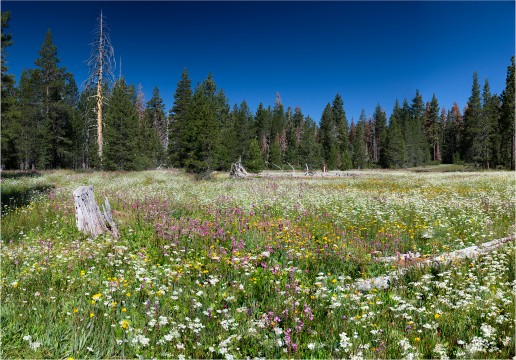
left=319, top=103, right=338, bottom=169
left=462, top=72, right=484, bottom=165
left=168, top=68, right=192, bottom=167
left=183, top=74, right=221, bottom=174
left=103, top=78, right=140, bottom=170
left=499, top=56, right=515, bottom=170
left=254, top=103, right=271, bottom=164
left=16, top=30, right=76, bottom=169
left=352, top=112, right=368, bottom=169
left=332, top=94, right=351, bottom=169
left=442, top=103, right=463, bottom=164
left=373, top=104, right=387, bottom=167
left=385, top=100, right=407, bottom=168
left=424, top=94, right=441, bottom=162
left=142, top=86, right=167, bottom=167
left=481, top=80, right=501, bottom=168
left=245, top=138, right=264, bottom=173
left=298, top=115, right=323, bottom=170
left=1, top=11, right=20, bottom=169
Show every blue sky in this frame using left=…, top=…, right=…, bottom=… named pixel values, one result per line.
left=3, top=1, right=515, bottom=122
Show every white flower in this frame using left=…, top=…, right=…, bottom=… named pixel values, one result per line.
left=480, top=323, right=496, bottom=339
left=158, top=316, right=169, bottom=326
left=339, top=332, right=351, bottom=352
left=176, top=343, right=185, bottom=350
left=23, top=335, right=32, bottom=342
left=273, top=327, right=283, bottom=335
left=307, top=343, right=315, bottom=350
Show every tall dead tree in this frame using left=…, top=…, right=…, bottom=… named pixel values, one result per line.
left=84, top=11, right=115, bottom=164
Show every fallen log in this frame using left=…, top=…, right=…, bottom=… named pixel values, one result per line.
left=73, top=185, right=119, bottom=238
left=353, top=234, right=515, bottom=291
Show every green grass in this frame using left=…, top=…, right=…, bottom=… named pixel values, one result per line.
left=1, top=170, right=514, bottom=359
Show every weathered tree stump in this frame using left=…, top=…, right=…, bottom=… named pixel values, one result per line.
left=73, top=186, right=119, bottom=238
left=229, top=157, right=249, bottom=178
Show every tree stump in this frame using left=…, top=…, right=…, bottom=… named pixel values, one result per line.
left=229, top=157, right=249, bottom=178
left=73, top=186, right=119, bottom=238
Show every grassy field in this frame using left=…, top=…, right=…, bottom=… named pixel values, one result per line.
left=1, top=169, right=514, bottom=359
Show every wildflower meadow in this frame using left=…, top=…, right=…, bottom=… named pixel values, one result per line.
left=1, top=169, right=514, bottom=359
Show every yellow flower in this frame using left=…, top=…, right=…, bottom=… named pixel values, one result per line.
left=434, top=313, right=441, bottom=319
left=92, top=293, right=102, bottom=300
left=332, top=279, right=338, bottom=283
left=73, top=308, right=79, bottom=314
left=111, top=301, right=118, bottom=307
left=120, top=319, right=129, bottom=329
left=90, top=313, right=95, bottom=318
left=80, top=270, right=85, bottom=276
left=122, top=308, right=127, bottom=313
left=67, top=357, right=74, bottom=360
left=126, top=292, right=131, bottom=297
left=414, top=337, right=421, bottom=342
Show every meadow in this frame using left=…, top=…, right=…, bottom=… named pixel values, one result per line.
left=1, top=169, right=514, bottom=359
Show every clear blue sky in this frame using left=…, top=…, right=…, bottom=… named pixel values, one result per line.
left=3, top=1, right=515, bottom=122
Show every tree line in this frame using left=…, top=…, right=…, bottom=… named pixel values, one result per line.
left=2, top=12, right=514, bottom=173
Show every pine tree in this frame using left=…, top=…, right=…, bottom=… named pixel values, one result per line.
left=500, top=56, right=515, bottom=170
left=424, top=94, right=441, bottom=162
left=320, top=103, right=338, bottom=169
left=1, top=11, right=20, bottom=169
left=17, top=30, right=77, bottom=169
left=298, top=115, right=323, bottom=169
left=245, top=138, right=264, bottom=173
left=352, top=112, right=368, bottom=169
left=168, top=68, right=192, bottom=167
left=373, top=104, right=387, bottom=167
left=462, top=72, right=484, bottom=165
left=481, top=80, right=501, bottom=168
left=183, top=74, right=221, bottom=174
left=103, top=78, right=140, bottom=170
left=254, top=103, right=271, bottom=164
left=332, top=94, right=351, bottom=169
left=138, top=86, right=166, bottom=168
left=385, top=100, right=407, bottom=168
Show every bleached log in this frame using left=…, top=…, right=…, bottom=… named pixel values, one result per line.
left=73, top=185, right=119, bottom=238
left=353, top=234, right=515, bottom=291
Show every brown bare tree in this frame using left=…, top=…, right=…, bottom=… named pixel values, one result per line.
left=84, top=11, right=115, bottom=164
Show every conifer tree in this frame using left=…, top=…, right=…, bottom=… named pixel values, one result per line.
left=168, top=68, right=192, bottom=167
left=352, top=112, right=368, bottom=169
left=373, top=104, right=387, bottom=167
left=320, top=103, right=338, bottom=169
left=142, top=87, right=166, bottom=167
left=462, top=72, right=484, bottom=165
left=385, top=100, right=407, bottom=168
left=245, top=138, right=264, bottom=173
left=103, top=78, right=140, bottom=170
left=254, top=103, right=271, bottom=163
left=481, top=80, right=501, bottom=168
left=424, top=94, right=441, bottom=162
left=500, top=56, right=515, bottom=170
left=1, top=11, right=19, bottom=169
left=332, top=94, right=351, bottom=169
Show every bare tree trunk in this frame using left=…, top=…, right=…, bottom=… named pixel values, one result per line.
left=229, top=157, right=249, bottom=178
left=85, top=10, right=115, bottom=165
left=73, top=186, right=119, bottom=238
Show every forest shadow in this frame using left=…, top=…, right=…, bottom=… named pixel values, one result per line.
left=1, top=171, right=42, bottom=180
left=1, top=183, right=53, bottom=215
